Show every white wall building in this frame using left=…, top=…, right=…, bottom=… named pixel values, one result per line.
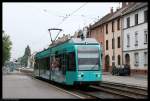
left=122, top=2, right=148, bottom=74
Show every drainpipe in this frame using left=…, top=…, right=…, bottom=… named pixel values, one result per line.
left=112, top=31, right=115, bottom=67
left=121, top=14, right=124, bottom=66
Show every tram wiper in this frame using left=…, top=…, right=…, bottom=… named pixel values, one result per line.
left=91, top=63, right=98, bottom=70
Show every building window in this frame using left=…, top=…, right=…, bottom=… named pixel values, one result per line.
left=126, top=17, right=130, bottom=28
left=100, top=27, right=103, bottom=32
left=106, top=24, right=108, bottom=34
left=135, top=14, right=138, bottom=25
left=118, top=55, right=121, bottom=65
left=96, top=30, right=98, bottom=35
left=100, top=42, right=104, bottom=51
left=144, top=52, right=147, bottom=66
left=112, top=21, right=114, bottom=32
left=106, top=40, right=108, bottom=50
left=144, top=10, right=147, bottom=22
left=100, top=42, right=103, bottom=45
left=117, top=18, right=120, bottom=30
left=134, top=53, right=139, bottom=66
left=99, top=27, right=101, bottom=33
left=135, top=32, right=138, bottom=46
left=127, top=34, right=130, bottom=47
left=112, top=55, right=115, bottom=64
left=112, top=38, right=115, bottom=49
left=144, top=29, right=148, bottom=44
left=117, top=37, right=120, bottom=48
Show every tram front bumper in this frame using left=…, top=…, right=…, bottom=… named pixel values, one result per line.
left=77, top=71, right=102, bottom=81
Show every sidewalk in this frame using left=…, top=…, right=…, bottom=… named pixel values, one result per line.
left=102, top=72, right=147, bottom=88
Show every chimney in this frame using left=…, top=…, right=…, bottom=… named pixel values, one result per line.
left=128, top=2, right=135, bottom=5
left=116, top=7, right=120, bottom=11
left=110, top=7, right=113, bottom=13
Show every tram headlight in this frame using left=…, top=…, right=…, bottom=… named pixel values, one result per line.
left=78, top=75, right=82, bottom=78
left=96, top=73, right=101, bottom=78
left=78, top=73, right=84, bottom=78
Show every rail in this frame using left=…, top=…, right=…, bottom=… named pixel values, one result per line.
left=90, top=81, right=147, bottom=99
left=16, top=69, right=147, bottom=99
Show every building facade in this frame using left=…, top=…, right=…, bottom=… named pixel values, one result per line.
left=103, top=7, right=125, bottom=72
left=122, top=2, right=148, bottom=75
left=89, top=13, right=113, bottom=72
left=89, top=3, right=130, bottom=72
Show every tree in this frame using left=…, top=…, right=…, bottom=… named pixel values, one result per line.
left=2, top=31, right=12, bottom=66
left=21, top=45, right=31, bottom=67
left=25, top=45, right=31, bottom=56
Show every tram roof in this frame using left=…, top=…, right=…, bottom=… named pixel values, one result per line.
left=35, top=38, right=99, bottom=57
left=50, top=38, right=99, bottom=47
left=69, top=38, right=99, bottom=44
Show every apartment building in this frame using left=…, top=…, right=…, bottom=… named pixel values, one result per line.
left=88, top=13, right=113, bottom=71
left=89, top=3, right=130, bottom=72
left=122, top=2, right=148, bottom=75
left=103, top=6, right=129, bottom=72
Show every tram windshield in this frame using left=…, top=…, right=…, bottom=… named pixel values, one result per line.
left=78, top=46, right=100, bottom=71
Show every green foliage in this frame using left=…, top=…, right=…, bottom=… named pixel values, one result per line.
left=25, top=45, right=31, bottom=56
left=2, top=31, right=12, bottom=66
left=20, top=45, right=31, bottom=67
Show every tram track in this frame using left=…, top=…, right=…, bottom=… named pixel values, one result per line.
left=37, top=77, right=147, bottom=99
left=17, top=70, right=147, bottom=99
left=72, top=86, right=125, bottom=99
left=16, top=69, right=97, bottom=99
left=32, top=76, right=97, bottom=99
left=90, top=81, right=147, bottom=99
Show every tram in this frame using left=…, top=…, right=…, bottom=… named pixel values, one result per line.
left=34, top=38, right=102, bottom=85
left=34, top=37, right=102, bottom=85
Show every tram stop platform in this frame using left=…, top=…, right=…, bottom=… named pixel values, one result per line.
left=102, top=72, right=148, bottom=88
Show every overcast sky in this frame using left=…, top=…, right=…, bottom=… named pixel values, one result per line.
left=3, top=2, right=120, bottom=60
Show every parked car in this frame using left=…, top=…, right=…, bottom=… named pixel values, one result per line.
left=112, top=64, right=130, bottom=76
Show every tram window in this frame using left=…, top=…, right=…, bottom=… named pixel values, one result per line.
left=67, top=52, right=76, bottom=71
left=50, top=56, right=60, bottom=69
left=61, top=54, right=66, bottom=74
left=37, top=57, right=50, bottom=72
left=46, top=57, right=50, bottom=70
left=78, top=47, right=99, bottom=70
left=34, top=59, right=38, bottom=69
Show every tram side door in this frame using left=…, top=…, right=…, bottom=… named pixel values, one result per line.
left=59, top=53, right=67, bottom=83
left=49, top=55, right=53, bottom=80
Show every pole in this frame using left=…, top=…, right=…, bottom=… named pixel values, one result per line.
left=48, top=29, right=53, bottom=44
left=48, top=28, right=62, bottom=44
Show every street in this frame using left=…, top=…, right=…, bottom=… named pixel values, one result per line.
left=3, top=71, right=78, bottom=99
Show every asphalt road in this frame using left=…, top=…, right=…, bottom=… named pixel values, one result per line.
left=2, top=71, right=78, bottom=99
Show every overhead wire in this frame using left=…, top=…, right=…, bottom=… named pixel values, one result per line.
left=55, top=3, right=88, bottom=28
left=35, top=3, right=88, bottom=49
left=47, top=3, right=88, bottom=42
